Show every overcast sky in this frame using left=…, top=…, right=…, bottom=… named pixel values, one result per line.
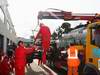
left=8, top=0, right=100, bottom=39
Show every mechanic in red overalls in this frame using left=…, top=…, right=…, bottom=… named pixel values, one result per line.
left=0, top=55, right=10, bottom=75
left=35, top=23, right=51, bottom=64
left=15, top=40, right=35, bottom=75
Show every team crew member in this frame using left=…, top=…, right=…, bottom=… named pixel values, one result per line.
left=67, top=43, right=80, bottom=75
left=15, top=41, right=35, bottom=75
left=35, top=23, right=51, bottom=64
left=0, top=55, right=10, bottom=75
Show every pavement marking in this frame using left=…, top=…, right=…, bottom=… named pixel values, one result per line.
left=42, top=64, right=58, bottom=75
left=31, top=59, right=49, bottom=75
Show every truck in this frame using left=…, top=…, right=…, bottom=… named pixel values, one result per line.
left=37, top=10, right=100, bottom=75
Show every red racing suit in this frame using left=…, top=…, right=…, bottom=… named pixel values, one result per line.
left=15, top=46, right=35, bottom=75
left=0, top=56, right=10, bottom=75
left=35, top=24, right=51, bottom=64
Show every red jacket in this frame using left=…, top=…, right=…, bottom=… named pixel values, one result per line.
left=15, top=46, right=35, bottom=67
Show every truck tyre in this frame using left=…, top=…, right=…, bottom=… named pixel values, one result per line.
left=83, top=63, right=100, bottom=75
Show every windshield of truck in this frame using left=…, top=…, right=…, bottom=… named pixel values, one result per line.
left=92, top=25, right=100, bottom=47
